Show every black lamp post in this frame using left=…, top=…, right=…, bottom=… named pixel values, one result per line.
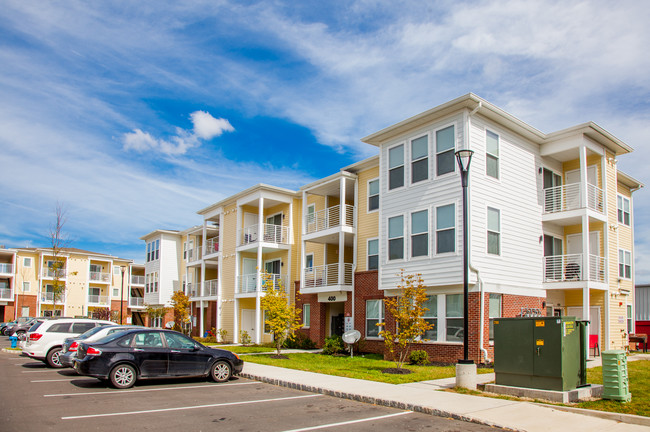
left=120, top=267, right=125, bottom=324
left=455, top=149, right=474, bottom=364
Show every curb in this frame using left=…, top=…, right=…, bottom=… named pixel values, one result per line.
left=534, top=403, right=650, bottom=427
left=240, top=371, right=521, bottom=432
left=1, top=348, right=22, bottom=355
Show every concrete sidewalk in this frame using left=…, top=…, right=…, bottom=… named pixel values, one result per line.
left=241, top=361, right=650, bottom=432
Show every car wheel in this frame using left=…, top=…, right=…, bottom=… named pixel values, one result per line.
left=210, top=360, right=232, bottom=383
left=110, top=364, right=136, bottom=389
left=46, top=347, right=64, bottom=368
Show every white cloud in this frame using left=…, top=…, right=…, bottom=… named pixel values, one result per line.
left=191, top=111, right=234, bottom=139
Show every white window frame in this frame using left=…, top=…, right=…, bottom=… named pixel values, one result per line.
left=488, top=293, right=502, bottom=341
left=421, top=295, right=437, bottom=341
left=410, top=134, right=429, bottom=185
left=619, top=249, right=632, bottom=280
left=627, top=304, right=634, bottom=334
left=435, top=203, right=456, bottom=255
left=22, top=281, right=30, bottom=292
left=305, top=253, right=314, bottom=271
left=410, top=208, right=429, bottom=259
left=306, top=203, right=316, bottom=226
left=367, top=178, right=379, bottom=212
left=388, top=214, right=405, bottom=261
left=23, top=257, right=32, bottom=268
left=487, top=207, right=501, bottom=256
left=367, top=238, right=379, bottom=271
left=303, top=304, right=311, bottom=328
left=387, top=143, right=405, bottom=191
left=486, top=129, right=499, bottom=179
left=445, top=293, right=464, bottom=342
left=113, top=287, right=120, bottom=298
left=434, top=124, right=456, bottom=178
left=617, top=195, right=630, bottom=226
left=366, top=299, right=384, bottom=339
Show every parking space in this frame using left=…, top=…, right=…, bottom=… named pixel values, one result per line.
left=0, top=340, right=496, bottom=432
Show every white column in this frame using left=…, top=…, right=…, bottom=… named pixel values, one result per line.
left=288, top=199, right=293, bottom=296
left=255, top=295, right=262, bottom=344
left=339, top=177, right=346, bottom=286
left=199, top=299, right=204, bottom=337
left=233, top=298, right=239, bottom=344
left=256, top=196, right=264, bottom=344
left=301, top=191, right=307, bottom=288
left=216, top=213, right=223, bottom=339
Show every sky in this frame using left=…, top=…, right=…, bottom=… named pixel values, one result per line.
left=1, top=1, right=650, bottom=281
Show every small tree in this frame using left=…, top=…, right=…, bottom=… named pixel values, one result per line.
left=379, top=271, right=432, bottom=369
left=171, top=290, right=191, bottom=334
left=260, top=273, right=302, bottom=356
left=48, top=203, right=71, bottom=312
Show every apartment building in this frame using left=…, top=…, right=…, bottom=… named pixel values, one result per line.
left=144, top=94, right=641, bottom=363
left=0, top=246, right=144, bottom=323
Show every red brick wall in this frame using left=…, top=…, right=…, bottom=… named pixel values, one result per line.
left=12, top=295, right=37, bottom=319
left=111, top=300, right=130, bottom=324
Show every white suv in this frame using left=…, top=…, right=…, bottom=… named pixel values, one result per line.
left=23, top=318, right=114, bottom=367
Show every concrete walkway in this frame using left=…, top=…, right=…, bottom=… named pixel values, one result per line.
left=241, top=358, right=650, bottom=432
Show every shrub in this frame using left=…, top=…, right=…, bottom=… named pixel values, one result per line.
left=409, top=349, right=429, bottom=365
left=240, top=330, right=252, bottom=346
left=217, top=328, right=229, bottom=343
left=322, top=335, right=345, bottom=355
left=195, top=336, right=216, bottom=344
left=283, top=332, right=316, bottom=350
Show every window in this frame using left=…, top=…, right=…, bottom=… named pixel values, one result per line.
left=619, top=249, right=632, bottom=279
left=23, top=257, right=32, bottom=268
left=165, top=332, right=197, bottom=349
left=49, top=323, right=72, bottom=333
left=388, top=144, right=404, bottom=190
left=411, top=210, right=428, bottom=257
left=388, top=216, right=404, bottom=260
left=422, top=296, right=437, bottom=341
left=411, top=135, right=428, bottom=183
left=367, top=239, right=379, bottom=270
left=155, top=240, right=160, bottom=260
left=113, top=288, right=120, bottom=297
left=303, top=304, right=311, bottom=328
left=113, top=266, right=121, bottom=275
left=154, top=272, right=159, bottom=292
left=305, top=254, right=314, bottom=270
left=487, top=207, right=501, bottom=255
left=146, top=242, right=151, bottom=262
left=306, top=204, right=316, bottom=231
left=486, top=130, right=499, bottom=179
left=627, top=304, right=634, bottom=334
left=489, top=294, right=502, bottom=341
left=183, top=242, right=187, bottom=259
left=436, top=204, right=455, bottom=254
left=21, top=306, right=30, bottom=317
left=446, top=294, right=463, bottom=342
left=368, top=179, right=379, bottom=211
left=263, top=311, right=271, bottom=334
left=366, top=299, right=384, bottom=338
left=134, top=332, right=163, bottom=347
left=22, top=281, right=30, bottom=292
left=72, top=322, right=97, bottom=333
left=618, top=196, right=630, bottom=226
left=436, top=125, right=455, bottom=176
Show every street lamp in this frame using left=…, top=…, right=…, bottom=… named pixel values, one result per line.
left=455, top=149, right=474, bottom=364
left=120, top=266, right=126, bottom=324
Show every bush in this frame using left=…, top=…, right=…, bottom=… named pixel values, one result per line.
left=217, top=328, right=229, bottom=343
left=283, top=332, right=316, bottom=350
left=195, top=336, right=216, bottom=344
left=240, top=330, right=252, bottom=346
left=322, top=335, right=345, bottom=355
left=409, top=349, right=429, bottom=365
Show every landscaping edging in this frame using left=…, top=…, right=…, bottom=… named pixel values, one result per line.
left=1, top=348, right=22, bottom=355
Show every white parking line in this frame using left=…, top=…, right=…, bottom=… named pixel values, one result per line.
left=62, top=394, right=323, bottom=420
left=45, top=381, right=256, bottom=397
left=31, top=378, right=80, bottom=383
left=23, top=370, right=61, bottom=373
left=281, top=411, right=414, bottom=432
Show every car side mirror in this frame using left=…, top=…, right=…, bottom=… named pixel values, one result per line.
left=192, top=345, right=200, bottom=352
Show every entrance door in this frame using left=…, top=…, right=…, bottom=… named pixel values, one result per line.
left=327, top=302, right=344, bottom=337
left=242, top=259, right=257, bottom=293
left=543, top=235, right=563, bottom=281
left=241, top=309, right=255, bottom=339
left=266, top=213, right=282, bottom=243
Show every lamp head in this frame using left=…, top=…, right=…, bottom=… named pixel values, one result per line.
left=455, top=149, right=474, bottom=172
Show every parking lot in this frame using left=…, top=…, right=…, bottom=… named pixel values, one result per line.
left=0, top=338, right=496, bottom=432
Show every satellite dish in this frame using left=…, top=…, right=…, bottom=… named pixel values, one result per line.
left=342, top=330, right=361, bottom=344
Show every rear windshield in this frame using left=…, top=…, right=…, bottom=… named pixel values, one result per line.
left=28, top=321, right=45, bottom=332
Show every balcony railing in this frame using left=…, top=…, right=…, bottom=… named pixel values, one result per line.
left=305, top=204, right=355, bottom=234
left=89, top=271, right=110, bottom=283
left=87, top=294, right=109, bottom=305
left=206, top=238, right=219, bottom=255
left=129, top=297, right=144, bottom=307
left=240, top=224, right=290, bottom=246
left=237, top=273, right=288, bottom=294
left=42, top=268, right=67, bottom=278
left=543, top=254, right=606, bottom=283
left=41, top=292, right=65, bottom=303
left=188, top=282, right=198, bottom=297
left=203, top=279, right=219, bottom=296
left=131, top=275, right=145, bottom=285
left=543, top=183, right=604, bottom=214
left=303, top=263, right=354, bottom=288
left=0, top=288, right=12, bottom=300
left=187, top=247, right=202, bottom=262
left=0, top=263, right=14, bottom=274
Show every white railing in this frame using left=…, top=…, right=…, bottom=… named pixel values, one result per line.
left=131, top=275, right=145, bottom=285
left=87, top=294, right=109, bottom=305
left=237, top=273, right=288, bottom=294
left=0, top=288, right=12, bottom=299
left=187, top=283, right=198, bottom=297
left=206, top=238, right=219, bottom=255
left=204, top=279, right=219, bottom=296
left=89, top=271, right=110, bottom=282
left=129, top=297, right=144, bottom=307
left=41, top=291, right=65, bottom=303
left=42, top=268, right=67, bottom=278
left=303, top=263, right=354, bottom=288
left=187, top=247, right=202, bottom=262
left=305, top=205, right=356, bottom=234
left=544, top=183, right=604, bottom=214
left=543, top=254, right=606, bottom=283
left=0, top=263, right=14, bottom=274
left=240, top=224, right=290, bottom=245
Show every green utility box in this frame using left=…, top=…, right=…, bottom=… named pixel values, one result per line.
left=601, top=350, right=631, bottom=402
left=493, top=316, right=585, bottom=391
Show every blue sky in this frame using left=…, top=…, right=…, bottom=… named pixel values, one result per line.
left=2, top=1, right=650, bottom=281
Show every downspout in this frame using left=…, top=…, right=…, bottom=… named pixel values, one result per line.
left=466, top=101, right=490, bottom=363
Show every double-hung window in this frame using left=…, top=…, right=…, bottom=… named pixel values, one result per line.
left=388, top=145, right=404, bottom=190
left=619, top=249, right=632, bottom=279
left=367, top=239, right=379, bottom=270
left=23, top=257, right=32, bottom=268
left=436, top=204, right=455, bottom=254
left=146, top=243, right=151, bottom=262
left=303, top=304, right=311, bottom=328
left=489, top=293, right=502, bottom=341
left=486, top=130, right=499, bottom=179
left=305, top=254, right=314, bottom=270
left=487, top=207, right=501, bottom=255
left=436, top=125, right=455, bottom=176
left=411, top=135, right=428, bottom=183
left=366, top=299, right=384, bottom=338
left=388, top=216, right=404, bottom=260
left=618, top=196, right=630, bottom=226
left=368, top=179, right=379, bottom=211
left=411, top=210, right=428, bottom=257
left=422, top=295, right=437, bottom=341
left=155, top=240, right=160, bottom=260
left=446, top=294, right=463, bottom=342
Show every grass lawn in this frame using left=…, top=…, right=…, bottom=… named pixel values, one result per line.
left=242, top=352, right=493, bottom=384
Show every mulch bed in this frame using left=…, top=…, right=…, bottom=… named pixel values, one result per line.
left=270, top=354, right=289, bottom=359
left=381, top=368, right=413, bottom=375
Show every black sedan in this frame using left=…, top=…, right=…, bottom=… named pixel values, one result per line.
left=74, top=329, right=244, bottom=389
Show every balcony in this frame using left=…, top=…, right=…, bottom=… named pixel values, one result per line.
left=187, top=247, right=202, bottom=263
left=543, top=254, right=606, bottom=283
left=543, top=183, right=604, bottom=215
left=305, top=205, right=355, bottom=234
left=41, top=268, right=67, bottom=279
left=206, top=238, right=219, bottom=255
left=240, top=224, right=290, bottom=246
left=204, top=279, right=219, bottom=297
left=129, top=297, right=145, bottom=308
left=40, top=291, right=65, bottom=304
left=131, top=275, right=145, bottom=285
left=0, top=288, right=12, bottom=300
left=188, top=282, right=198, bottom=297
left=236, top=273, right=288, bottom=294
left=302, top=263, right=354, bottom=291
left=0, top=263, right=14, bottom=274
left=87, top=294, right=109, bottom=306
left=89, top=271, right=110, bottom=283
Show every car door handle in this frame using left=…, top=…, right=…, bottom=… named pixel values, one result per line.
left=170, top=350, right=180, bottom=353
left=134, top=348, right=144, bottom=352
